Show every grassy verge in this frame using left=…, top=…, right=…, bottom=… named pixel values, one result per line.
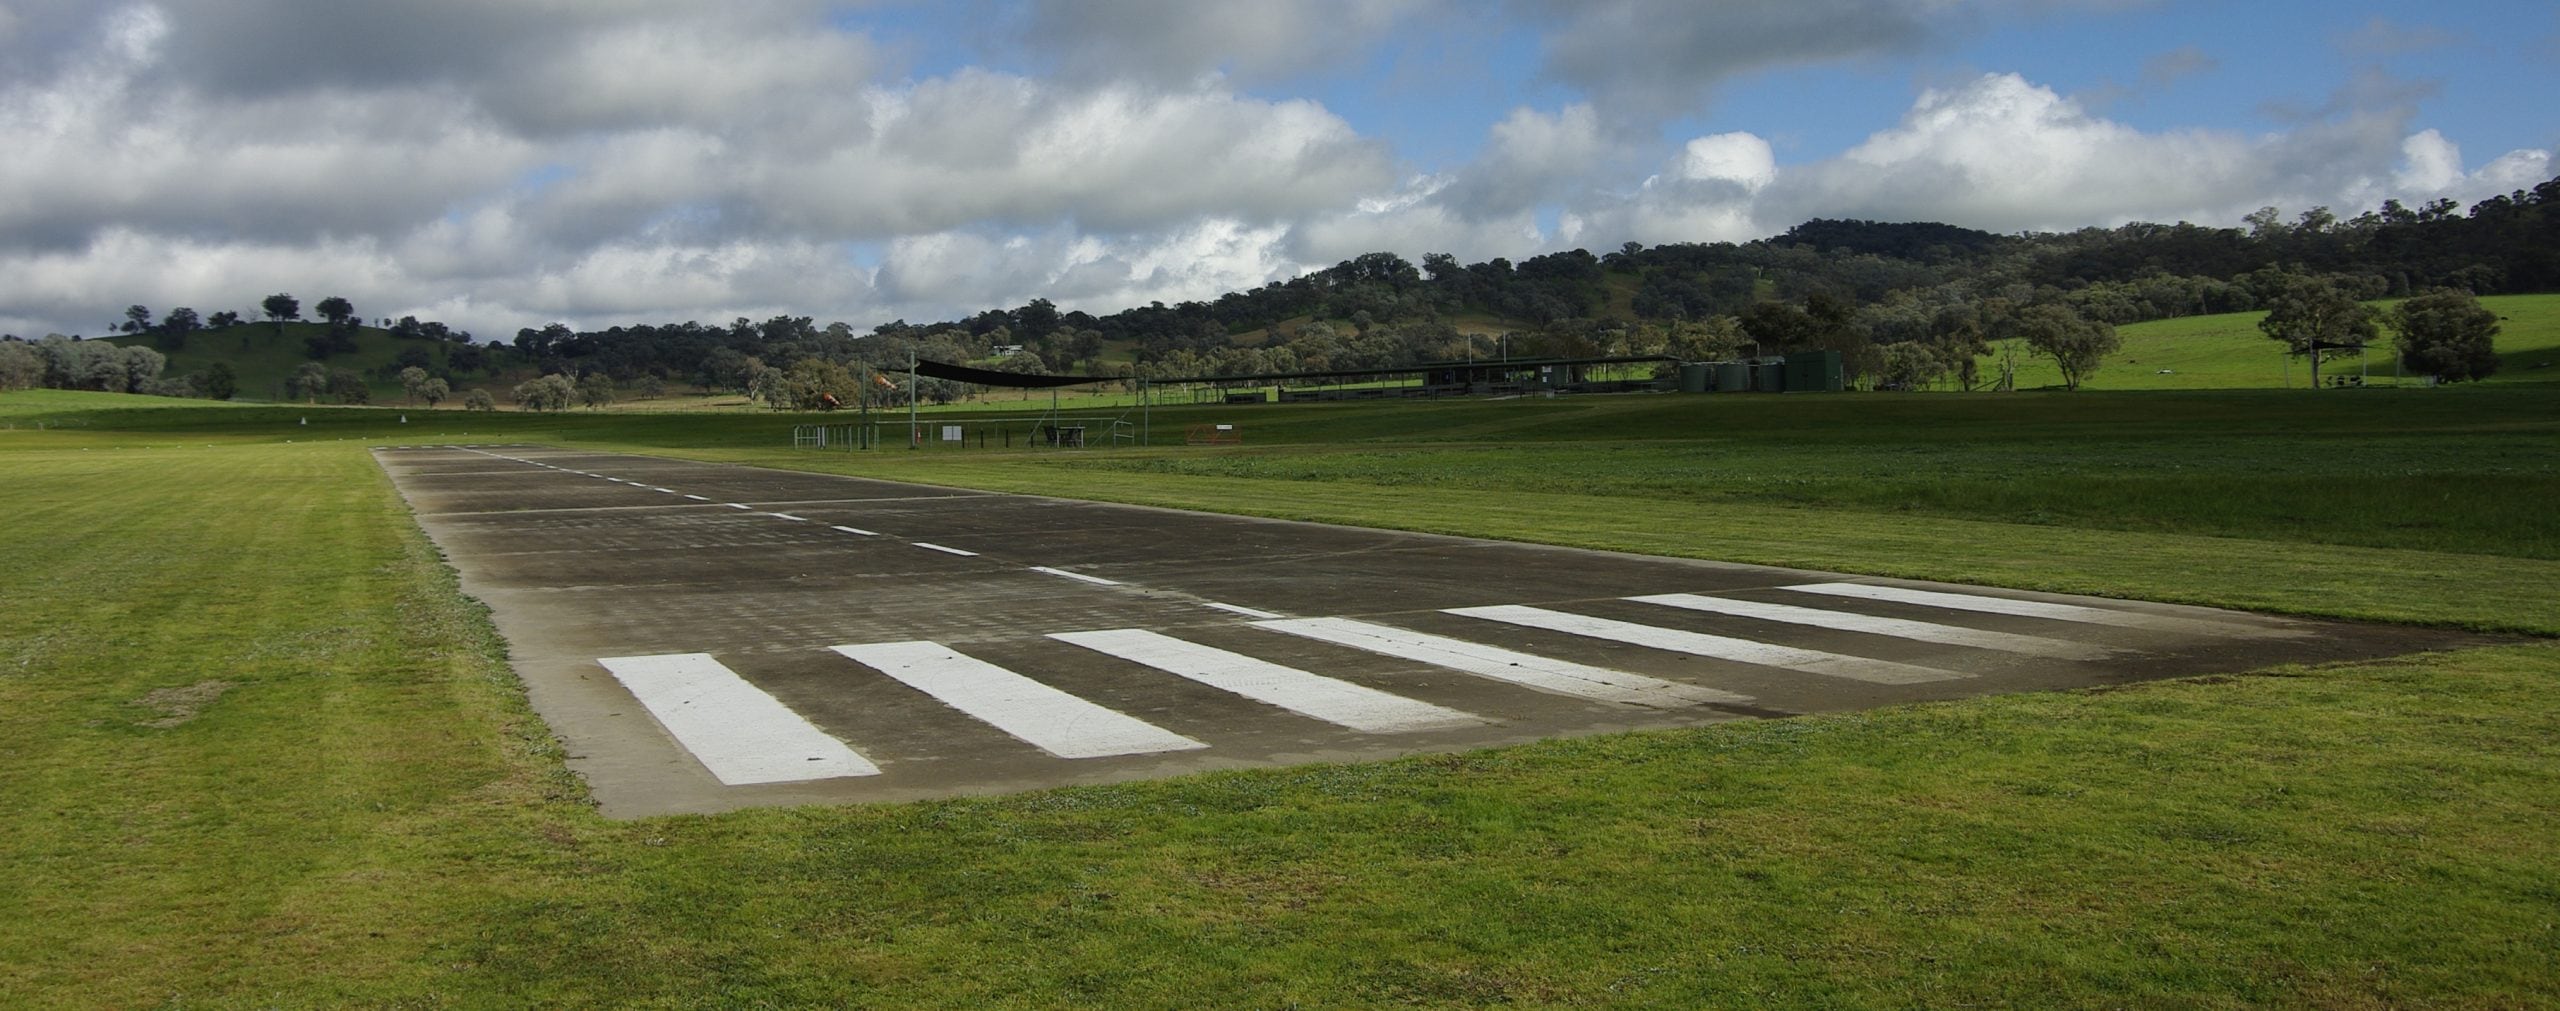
left=2, top=389, right=2556, bottom=1005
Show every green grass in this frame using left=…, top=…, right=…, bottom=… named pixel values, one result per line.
left=4, top=387, right=2558, bottom=1005
left=1989, top=293, right=2560, bottom=390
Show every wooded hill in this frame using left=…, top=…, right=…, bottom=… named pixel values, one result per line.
left=20, top=174, right=2558, bottom=403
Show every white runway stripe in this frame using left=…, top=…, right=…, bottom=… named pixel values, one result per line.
left=1031, top=566, right=1120, bottom=586
left=830, top=641, right=1208, bottom=759
left=1051, top=629, right=1485, bottom=734
left=1252, top=617, right=1751, bottom=708
left=1779, top=583, right=2286, bottom=636
left=1203, top=602, right=1283, bottom=619
left=831, top=525, right=878, bottom=536
left=912, top=542, right=978, bottom=556
left=594, top=653, right=880, bottom=785
left=1628, top=592, right=2113, bottom=660
left=1446, top=605, right=1969, bottom=685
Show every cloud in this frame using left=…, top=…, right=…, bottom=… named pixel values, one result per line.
left=1007, top=0, right=1439, bottom=86
left=0, top=16, right=539, bottom=253
left=0, top=3, right=2547, bottom=344
left=875, top=218, right=1298, bottom=320
left=1430, top=104, right=1614, bottom=219
left=1521, top=0, right=1941, bottom=123
left=1595, top=73, right=2554, bottom=241
left=2338, top=16, right=2464, bottom=57
left=2141, top=45, right=2218, bottom=89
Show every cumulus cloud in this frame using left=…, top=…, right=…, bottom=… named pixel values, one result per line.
left=1008, top=0, right=1440, bottom=86
left=1578, top=73, right=2555, bottom=243
left=0, top=3, right=2547, bottom=342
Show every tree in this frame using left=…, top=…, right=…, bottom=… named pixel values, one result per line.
left=199, top=360, right=238, bottom=401
left=262, top=293, right=301, bottom=332
left=576, top=371, right=616, bottom=409
left=2013, top=304, right=2120, bottom=391
left=2257, top=275, right=2377, bottom=388
left=0, top=341, right=41, bottom=390
left=158, top=307, right=200, bottom=351
left=419, top=377, right=450, bottom=407
left=399, top=366, right=430, bottom=405
left=326, top=368, right=370, bottom=405
left=290, top=361, right=330, bottom=402
left=513, top=374, right=575, bottom=411
left=123, top=305, right=152, bottom=334
left=462, top=389, right=495, bottom=411
left=315, top=296, right=354, bottom=327
left=206, top=310, right=241, bottom=329
left=2390, top=288, right=2501, bottom=382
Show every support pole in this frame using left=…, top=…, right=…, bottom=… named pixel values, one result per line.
left=907, top=346, right=918, bottom=449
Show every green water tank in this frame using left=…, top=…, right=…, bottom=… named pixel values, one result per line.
left=1783, top=350, right=1844, bottom=392
left=1678, top=363, right=1711, bottom=393
left=1716, top=362, right=1751, bottom=392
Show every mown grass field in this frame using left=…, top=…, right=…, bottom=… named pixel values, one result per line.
left=3, top=384, right=2555, bottom=1007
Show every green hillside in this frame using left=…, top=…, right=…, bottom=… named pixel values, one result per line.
left=1986, top=293, right=2560, bottom=391
left=99, top=323, right=512, bottom=403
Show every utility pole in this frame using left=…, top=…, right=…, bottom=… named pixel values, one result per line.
left=907, top=345, right=918, bottom=449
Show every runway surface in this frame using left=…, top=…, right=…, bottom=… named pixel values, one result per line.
left=374, top=444, right=2483, bottom=817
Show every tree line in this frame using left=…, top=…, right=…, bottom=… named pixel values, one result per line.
left=12, top=173, right=2550, bottom=401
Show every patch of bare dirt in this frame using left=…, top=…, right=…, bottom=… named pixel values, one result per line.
left=133, top=680, right=235, bottom=728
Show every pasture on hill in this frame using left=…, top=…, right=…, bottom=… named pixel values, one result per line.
left=1, top=385, right=2554, bottom=1006
left=1986, top=292, right=2560, bottom=390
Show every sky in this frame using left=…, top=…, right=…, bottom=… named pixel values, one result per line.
left=1, top=0, right=2554, bottom=341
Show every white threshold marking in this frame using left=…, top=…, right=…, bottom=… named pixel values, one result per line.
left=1030, top=566, right=1119, bottom=586
left=1779, top=583, right=2289, bottom=637
left=913, top=542, right=978, bottom=557
left=1252, top=617, right=1750, bottom=708
left=830, top=641, right=1207, bottom=759
left=831, top=525, right=879, bottom=536
left=1628, top=593, right=2113, bottom=660
left=1447, top=605, right=1968, bottom=685
left=684, top=494, right=709, bottom=501
left=594, top=653, right=879, bottom=785
left=766, top=513, right=809, bottom=522
left=1203, top=602, right=1284, bottom=619
left=1052, top=629, right=1484, bottom=734
left=726, top=503, right=754, bottom=510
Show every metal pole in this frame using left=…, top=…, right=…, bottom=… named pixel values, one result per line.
left=907, top=346, right=918, bottom=449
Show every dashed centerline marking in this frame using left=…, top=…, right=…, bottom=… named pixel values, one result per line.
left=913, top=542, right=978, bottom=557
left=1030, top=566, right=1119, bottom=586
left=726, top=503, right=755, bottom=510
left=684, top=494, right=709, bottom=501
left=767, top=513, right=809, bottom=522
left=831, top=525, right=879, bottom=536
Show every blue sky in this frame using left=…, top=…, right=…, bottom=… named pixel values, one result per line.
left=1, top=1, right=2552, bottom=339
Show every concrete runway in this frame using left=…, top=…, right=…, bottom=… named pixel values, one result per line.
left=375, top=444, right=2486, bottom=818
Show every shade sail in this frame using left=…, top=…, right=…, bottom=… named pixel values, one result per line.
left=907, top=358, right=1115, bottom=389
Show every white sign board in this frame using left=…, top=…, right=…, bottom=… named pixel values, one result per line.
left=941, top=425, right=963, bottom=442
